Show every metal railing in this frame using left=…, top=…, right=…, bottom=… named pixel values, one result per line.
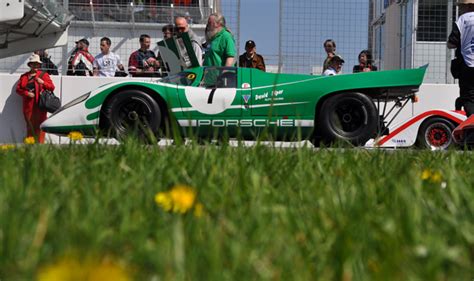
left=68, top=3, right=211, bottom=24
left=28, top=0, right=75, bottom=26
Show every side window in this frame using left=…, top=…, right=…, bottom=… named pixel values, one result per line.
left=200, top=68, right=237, bottom=89
left=161, top=72, right=196, bottom=86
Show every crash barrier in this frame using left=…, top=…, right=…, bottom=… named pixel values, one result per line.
left=0, top=73, right=461, bottom=144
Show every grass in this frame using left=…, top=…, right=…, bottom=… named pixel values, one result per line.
left=0, top=142, right=473, bottom=280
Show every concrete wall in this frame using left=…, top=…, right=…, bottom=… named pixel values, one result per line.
left=0, top=73, right=462, bottom=144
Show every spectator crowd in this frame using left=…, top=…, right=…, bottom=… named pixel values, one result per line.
left=31, top=12, right=379, bottom=79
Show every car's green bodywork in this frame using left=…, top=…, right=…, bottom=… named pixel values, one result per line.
left=41, top=66, right=427, bottom=140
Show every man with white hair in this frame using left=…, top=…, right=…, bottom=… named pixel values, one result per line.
left=448, top=0, right=474, bottom=116
left=175, top=16, right=203, bottom=66
left=322, top=55, right=345, bottom=76
left=203, top=13, right=236, bottom=67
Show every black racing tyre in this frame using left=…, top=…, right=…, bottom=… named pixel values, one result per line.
left=416, top=117, right=455, bottom=150
left=101, top=90, right=161, bottom=142
left=318, top=92, right=378, bottom=146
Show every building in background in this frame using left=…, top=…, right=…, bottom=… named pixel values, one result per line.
left=370, top=0, right=456, bottom=83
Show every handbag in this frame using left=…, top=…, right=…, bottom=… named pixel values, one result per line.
left=37, top=72, right=61, bottom=113
left=39, top=90, right=61, bottom=113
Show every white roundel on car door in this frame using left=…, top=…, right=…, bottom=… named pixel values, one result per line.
left=184, top=87, right=237, bottom=115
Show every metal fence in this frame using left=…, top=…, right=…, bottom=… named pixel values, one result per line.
left=221, top=0, right=370, bottom=75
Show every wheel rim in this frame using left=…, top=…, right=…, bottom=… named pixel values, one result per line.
left=112, top=97, right=154, bottom=134
left=329, top=98, right=368, bottom=135
left=424, top=122, right=452, bottom=150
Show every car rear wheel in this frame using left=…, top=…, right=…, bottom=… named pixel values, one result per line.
left=317, top=92, right=378, bottom=146
left=416, top=117, right=455, bottom=150
left=101, top=90, right=161, bottom=143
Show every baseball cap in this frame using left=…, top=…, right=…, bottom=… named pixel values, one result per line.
left=245, top=40, right=256, bottom=49
left=330, top=54, right=345, bottom=63
left=75, top=38, right=90, bottom=46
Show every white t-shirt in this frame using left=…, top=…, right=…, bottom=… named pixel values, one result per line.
left=93, top=52, right=123, bottom=77
left=456, top=12, right=474, bottom=67
left=323, top=68, right=337, bottom=76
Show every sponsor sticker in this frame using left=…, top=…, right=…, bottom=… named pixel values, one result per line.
left=255, top=90, right=284, bottom=102
left=242, top=95, right=251, bottom=109
left=242, top=83, right=251, bottom=89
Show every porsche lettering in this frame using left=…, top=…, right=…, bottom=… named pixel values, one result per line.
left=196, top=119, right=299, bottom=127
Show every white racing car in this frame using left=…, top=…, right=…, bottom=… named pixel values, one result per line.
left=365, top=109, right=466, bottom=150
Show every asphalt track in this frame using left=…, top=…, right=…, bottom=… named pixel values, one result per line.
left=59, top=138, right=473, bottom=152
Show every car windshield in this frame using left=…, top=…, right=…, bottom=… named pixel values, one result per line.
left=160, top=71, right=197, bottom=86
left=200, top=67, right=237, bottom=88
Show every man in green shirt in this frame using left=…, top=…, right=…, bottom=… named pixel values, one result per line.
left=203, top=13, right=236, bottom=67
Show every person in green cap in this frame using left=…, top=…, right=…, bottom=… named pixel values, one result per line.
left=203, top=13, right=236, bottom=67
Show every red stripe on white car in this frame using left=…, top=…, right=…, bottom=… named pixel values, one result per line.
left=377, top=110, right=464, bottom=146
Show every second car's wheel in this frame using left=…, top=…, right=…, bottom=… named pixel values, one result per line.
left=101, top=90, right=161, bottom=142
left=416, top=117, right=456, bottom=150
left=317, top=92, right=378, bottom=146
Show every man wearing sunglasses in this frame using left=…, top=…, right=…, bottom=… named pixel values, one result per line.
left=175, top=16, right=203, bottom=66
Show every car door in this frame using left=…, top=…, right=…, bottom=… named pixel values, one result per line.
left=178, top=67, right=242, bottom=118
left=249, top=69, right=296, bottom=116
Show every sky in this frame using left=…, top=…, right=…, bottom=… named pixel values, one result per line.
left=222, top=0, right=370, bottom=73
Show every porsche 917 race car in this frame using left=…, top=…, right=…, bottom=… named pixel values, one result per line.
left=41, top=66, right=428, bottom=146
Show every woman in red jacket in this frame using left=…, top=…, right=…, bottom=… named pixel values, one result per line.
left=16, top=54, right=55, bottom=143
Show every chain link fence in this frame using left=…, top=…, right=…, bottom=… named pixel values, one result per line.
left=221, top=0, right=370, bottom=75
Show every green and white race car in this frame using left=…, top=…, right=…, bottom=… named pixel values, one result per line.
left=41, top=66, right=427, bottom=145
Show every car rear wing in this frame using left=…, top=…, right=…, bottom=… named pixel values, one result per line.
left=364, top=65, right=428, bottom=100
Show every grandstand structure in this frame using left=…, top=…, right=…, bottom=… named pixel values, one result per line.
left=0, top=0, right=73, bottom=58
left=0, top=0, right=212, bottom=74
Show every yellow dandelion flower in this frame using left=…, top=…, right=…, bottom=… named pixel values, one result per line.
left=155, top=192, right=173, bottom=211
left=193, top=202, right=204, bottom=218
left=421, top=169, right=431, bottom=180
left=24, top=136, right=35, bottom=145
left=430, top=171, right=442, bottom=184
left=169, top=185, right=196, bottom=214
left=37, top=256, right=131, bottom=281
left=68, top=131, right=83, bottom=141
left=37, top=258, right=85, bottom=281
left=0, top=144, right=15, bottom=151
left=87, top=261, right=131, bottom=281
